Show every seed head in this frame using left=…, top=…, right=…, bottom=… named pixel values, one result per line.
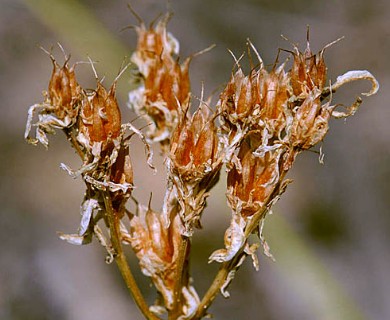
left=170, top=103, right=220, bottom=181
left=48, top=58, right=81, bottom=119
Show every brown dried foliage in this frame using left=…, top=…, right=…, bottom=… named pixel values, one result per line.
left=25, top=12, right=379, bottom=320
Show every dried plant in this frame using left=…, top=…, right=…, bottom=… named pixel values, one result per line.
left=24, top=10, right=378, bottom=320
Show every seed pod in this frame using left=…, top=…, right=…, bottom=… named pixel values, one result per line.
left=128, top=14, right=191, bottom=145
left=290, top=89, right=332, bottom=150
left=170, top=103, right=220, bottom=181
left=227, top=134, right=281, bottom=217
left=25, top=52, right=82, bottom=147
left=79, top=81, right=121, bottom=148
left=166, top=103, right=222, bottom=235
left=219, top=68, right=260, bottom=127
left=129, top=205, right=199, bottom=314
left=290, top=41, right=327, bottom=97
left=48, top=58, right=81, bottom=119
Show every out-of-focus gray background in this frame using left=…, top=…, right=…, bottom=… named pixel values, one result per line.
left=0, top=0, right=389, bottom=319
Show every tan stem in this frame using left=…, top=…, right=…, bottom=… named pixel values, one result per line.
left=193, top=262, right=229, bottom=319
left=103, top=193, right=160, bottom=320
left=169, top=235, right=190, bottom=320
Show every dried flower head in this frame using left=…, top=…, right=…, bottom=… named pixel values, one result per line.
left=164, top=102, right=222, bottom=235
left=128, top=13, right=191, bottom=146
left=25, top=13, right=380, bottom=320
left=25, top=48, right=82, bottom=147
left=210, top=38, right=379, bottom=269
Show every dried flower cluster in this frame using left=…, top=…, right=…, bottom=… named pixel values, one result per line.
left=25, top=11, right=378, bottom=320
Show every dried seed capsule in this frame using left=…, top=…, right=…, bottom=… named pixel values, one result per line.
left=290, top=89, right=332, bottom=150
left=290, top=41, right=327, bottom=97
left=79, top=81, right=121, bottom=148
left=25, top=51, right=82, bottom=147
left=128, top=204, right=199, bottom=314
left=170, top=103, right=220, bottom=181
left=48, top=58, right=81, bottom=119
left=165, top=103, right=222, bottom=235
left=227, top=134, right=281, bottom=217
left=128, top=14, right=191, bottom=145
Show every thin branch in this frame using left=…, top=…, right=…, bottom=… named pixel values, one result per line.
left=102, top=192, right=160, bottom=320
left=169, top=235, right=190, bottom=320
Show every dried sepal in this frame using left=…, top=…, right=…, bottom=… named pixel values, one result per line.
left=328, top=70, right=379, bottom=118
left=217, top=242, right=259, bottom=298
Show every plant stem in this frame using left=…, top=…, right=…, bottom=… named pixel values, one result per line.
left=169, top=235, right=190, bottom=320
left=103, top=192, right=160, bottom=320
left=193, top=261, right=229, bottom=319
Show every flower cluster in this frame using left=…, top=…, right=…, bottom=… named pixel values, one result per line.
left=209, top=40, right=378, bottom=268
left=25, top=49, right=144, bottom=257
left=25, top=12, right=379, bottom=320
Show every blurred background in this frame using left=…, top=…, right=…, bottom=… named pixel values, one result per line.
left=0, top=0, right=389, bottom=319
